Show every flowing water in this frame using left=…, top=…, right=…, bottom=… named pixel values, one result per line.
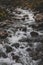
left=0, top=8, right=43, bottom=65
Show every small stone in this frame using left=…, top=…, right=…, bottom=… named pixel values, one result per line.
left=22, top=17, right=25, bottom=20
left=12, top=43, right=20, bottom=48
left=20, top=46, right=24, bottom=49
left=22, top=27, right=27, bottom=32
left=24, top=15, right=29, bottom=19
left=0, top=51, right=7, bottom=58
left=11, top=53, right=20, bottom=62
left=30, top=31, right=39, bottom=37
left=6, top=45, right=13, bottom=53
left=26, top=48, right=32, bottom=52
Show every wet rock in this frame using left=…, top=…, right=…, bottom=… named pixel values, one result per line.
left=0, top=30, right=8, bottom=39
left=15, top=10, right=21, bottom=14
left=37, top=23, right=43, bottom=30
left=21, top=17, right=25, bottom=20
left=0, top=22, right=7, bottom=27
left=22, top=27, right=27, bottom=32
left=0, top=51, right=7, bottom=58
left=19, top=38, right=27, bottom=42
left=11, top=53, right=20, bottom=62
left=32, top=55, right=39, bottom=60
left=30, top=31, right=39, bottom=37
left=5, top=45, right=13, bottom=53
left=31, top=23, right=43, bottom=30
left=24, top=15, right=29, bottom=19
left=26, top=47, right=32, bottom=52
left=34, top=13, right=43, bottom=22
left=20, top=46, right=24, bottom=49
left=12, top=43, right=20, bottom=48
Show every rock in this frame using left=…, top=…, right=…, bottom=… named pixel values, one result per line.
left=32, top=55, right=39, bottom=60
left=30, top=23, right=43, bottom=30
left=15, top=10, right=21, bottom=14
left=20, top=46, right=24, bottom=49
left=29, top=24, right=38, bottom=29
left=21, top=17, right=25, bottom=20
left=0, top=51, right=7, bottom=58
left=26, top=47, right=32, bottom=52
left=37, top=23, right=43, bottom=30
left=0, top=22, right=7, bottom=27
left=29, top=51, right=39, bottom=60
left=11, top=53, right=20, bottom=62
left=19, top=38, right=27, bottom=42
left=5, top=45, right=13, bottom=53
left=30, top=31, right=39, bottom=37
left=22, top=27, right=27, bottom=32
left=0, top=30, right=8, bottom=39
left=24, top=15, right=29, bottom=19
left=34, top=13, right=43, bottom=22
left=27, top=41, right=33, bottom=46
left=12, top=43, right=20, bottom=48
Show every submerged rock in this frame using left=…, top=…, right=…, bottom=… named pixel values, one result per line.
left=37, top=23, right=43, bottom=30
left=26, top=47, right=32, bottom=52
left=30, top=31, right=39, bottom=37
left=5, top=45, right=13, bottom=53
left=0, top=51, right=7, bottom=58
left=11, top=53, right=20, bottom=62
left=0, top=22, right=7, bottom=27
left=12, top=43, right=20, bottom=48
left=0, top=30, right=8, bottom=39
left=22, top=27, right=27, bottom=32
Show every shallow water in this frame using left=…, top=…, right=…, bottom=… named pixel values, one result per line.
left=0, top=8, right=43, bottom=65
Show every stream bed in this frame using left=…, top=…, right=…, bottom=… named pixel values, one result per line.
left=0, top=8, right=43, bottom=65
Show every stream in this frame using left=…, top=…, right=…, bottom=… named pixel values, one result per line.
left=0, top=8, right=43, bottom=65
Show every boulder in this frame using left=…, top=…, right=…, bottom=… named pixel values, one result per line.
left=0, top=30, right=8, bottom=39
left=30, top=31, right=39, bottom=37
left=34, top=13, right=43, bottom=22
left=11, top=53, right=20, bottom=62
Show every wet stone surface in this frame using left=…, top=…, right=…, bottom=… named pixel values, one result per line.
left=0, top=8, right=43, bottom=65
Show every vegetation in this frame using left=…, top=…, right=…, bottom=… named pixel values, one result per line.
left=0, top=0, right=43, bottom=21
left=0, top=0, right=43, bottom=9
left=0, top=7, right=8, bottom=21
